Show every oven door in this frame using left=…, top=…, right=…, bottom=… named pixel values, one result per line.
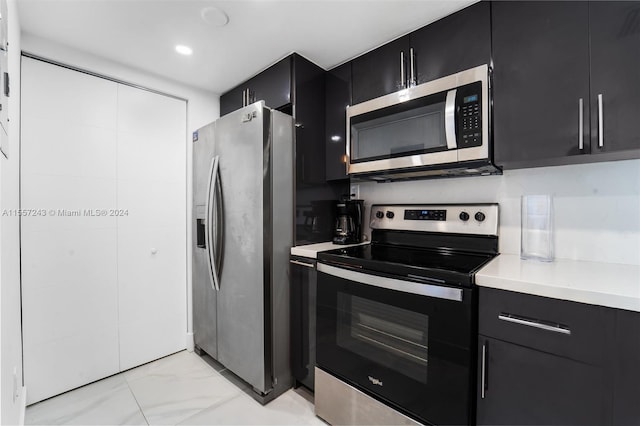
left=316, top=263, right=476, bottom=426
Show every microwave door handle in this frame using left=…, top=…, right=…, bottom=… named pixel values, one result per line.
left=445, top=89, right=457, bottom=150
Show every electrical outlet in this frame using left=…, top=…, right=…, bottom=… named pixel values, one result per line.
left=350, top=184, right=360, bottom=200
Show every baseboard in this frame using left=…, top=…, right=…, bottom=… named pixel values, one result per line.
left=18, top=386, right=27, bottom=426
left=186, top=332, right=194, bottom=352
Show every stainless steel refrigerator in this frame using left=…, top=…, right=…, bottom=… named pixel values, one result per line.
left=192, top=102, right=293, bottom=402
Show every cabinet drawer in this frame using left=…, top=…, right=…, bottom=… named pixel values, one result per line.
left=479, top=287, right=614, bottom=365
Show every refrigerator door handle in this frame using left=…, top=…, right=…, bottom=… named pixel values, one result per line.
left=213, top=157, right=224, bottom=289
left=205, top=155, right=221, bottom=291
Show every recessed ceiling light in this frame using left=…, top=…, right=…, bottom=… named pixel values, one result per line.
left=175, top=45, right=193, bottom=56
left=201, top=6, right=229, bottom=27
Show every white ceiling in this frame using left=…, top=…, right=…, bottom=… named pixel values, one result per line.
left=18, top=0, right=476, bottom=95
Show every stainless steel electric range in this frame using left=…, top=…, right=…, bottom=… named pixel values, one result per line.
left=314, top=204, right=499, bottom=426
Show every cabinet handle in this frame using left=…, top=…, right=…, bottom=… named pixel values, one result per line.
left=498, top=313, right=571, bottom=335
left=242, top=89, right=246, bottom=107
left=578, top=98, right=584, bottom=150
left=400, top=51, right=406, bottom=88
left=597, top=94, right=604, bottom=148
left=481, top=341, right=487, bottom=399
left=409, top=47, right=416, bottom=87
left=290, top=259, right=315, bottom=268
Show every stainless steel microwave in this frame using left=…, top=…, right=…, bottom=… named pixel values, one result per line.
left=346, top=64, right=500, bottom=180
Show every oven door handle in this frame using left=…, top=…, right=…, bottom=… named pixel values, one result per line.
left=317, top=263, right=463, bottom=302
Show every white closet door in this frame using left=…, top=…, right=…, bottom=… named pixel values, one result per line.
left=21, top=57, right=120, bottom=404
left=116, top=84, right=187, bottom=370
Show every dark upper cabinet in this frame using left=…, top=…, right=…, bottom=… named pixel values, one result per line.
left=293, top=54, right=326, bottom=185
left=249, top=57, right=292, bottom=111
left=219, top=85, right=245, bottom=117
left=493, top=1, right=640, bottom=169
left=589, top=2, right=640, bottom=156
left=492, top=1, right=591, bottom=168
left=612, top=309, right=640, bottom=426
left=410, top=1, right=491, bottom=85
left=325, top=62, right=351, bottom=181
left=477, top=337, right=610, bottom=426
left=350, top=3, right=491, bottom=106
left=219, top=57, right=292, bottom=116
left=351, top=35, right=410, bottom=105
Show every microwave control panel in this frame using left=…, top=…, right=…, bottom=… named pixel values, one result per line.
left=457, top=81, right=482, bottom=148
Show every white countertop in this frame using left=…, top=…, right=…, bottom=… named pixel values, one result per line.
left=476, top=254, right=640, bottom=312
left=290, top=241, right=369, bottom=259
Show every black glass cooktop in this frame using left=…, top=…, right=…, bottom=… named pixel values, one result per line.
left=317, top=243, right=496, bottom=287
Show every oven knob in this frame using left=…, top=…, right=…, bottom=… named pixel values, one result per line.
left=386, top=211, right=395, bottom=219
left=459, top=211, right=470, bottom=221
left=375, top=211, right=384, bottom=219
left=475, top=212, right=486, bottom=222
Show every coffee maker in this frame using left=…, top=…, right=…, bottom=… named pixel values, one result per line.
left=333, top=200, right=364, bottom=245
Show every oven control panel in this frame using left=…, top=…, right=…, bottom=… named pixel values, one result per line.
left=370, top=204, right=499, bottom=236
left=404, top=209, right=446, bottom=221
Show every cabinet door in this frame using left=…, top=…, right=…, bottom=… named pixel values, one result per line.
left=351, top=35, right=410, bottom=105
left=589, top=2, right=640, bottom=156
left=289, top=257, right=317, bottom=390
left=477, top=337, right=610, bottom=425
left=294, top=54, right=326, bottom=185
left=249, top=56, right=291, bottom=110
left=613, top=309, right=640, bottom=426
left=410, top=1, right=490, bottom=85
left=325, top=62, right=351, bottom=181
left=220, top=84, right=244, bottom=116
left=492, top=1, right=591, bottom=169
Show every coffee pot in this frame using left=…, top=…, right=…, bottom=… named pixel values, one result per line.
left=333, top=200, right=364, bottom=245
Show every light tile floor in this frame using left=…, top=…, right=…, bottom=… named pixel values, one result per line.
left=26, top=350, right=325, bottom=425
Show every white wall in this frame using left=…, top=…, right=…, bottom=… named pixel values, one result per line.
left=1, top=0, right=23, bottom=424
left=358, top=159, right=640, bottom=266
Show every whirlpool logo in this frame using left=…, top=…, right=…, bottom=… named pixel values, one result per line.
left=368, top=376, right=383, bottom=386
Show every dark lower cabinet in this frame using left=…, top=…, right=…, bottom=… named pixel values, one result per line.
left=492, top=1, right=591, bottom=168
left=289, top=256, right=317, bottom=391
left=589, top=1, right=640, bottom=157
left=477, top=337, right=609, bottom=426
left=612, top=309, right=640, bottom=426
left=477, top=287, right=640, bottom=425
